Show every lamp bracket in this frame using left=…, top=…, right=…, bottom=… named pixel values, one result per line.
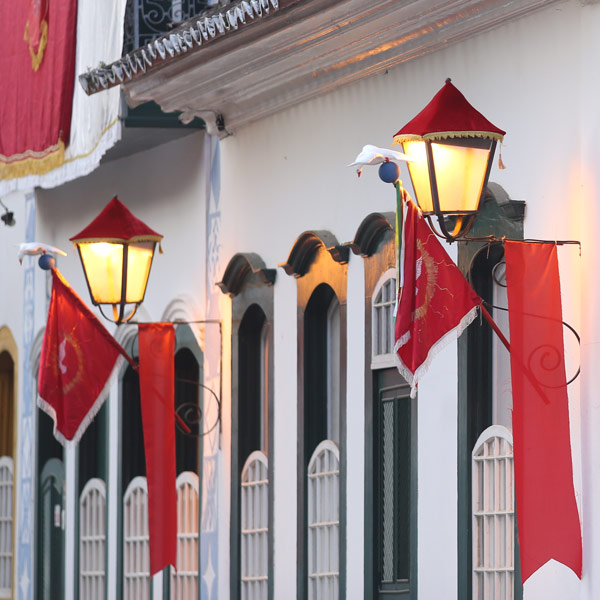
left=482, top=300, right=581, bottom=387
left=174, top=379, right=220, bottom=438
left=465, top=241, right=581, bottom=387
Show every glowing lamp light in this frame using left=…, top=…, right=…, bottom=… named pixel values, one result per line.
left=70, top=197, right=163, bottom=324
left=393, top=79, right=505, bottom=241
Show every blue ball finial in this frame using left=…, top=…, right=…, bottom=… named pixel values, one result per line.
left=38, top=254, right=55, bottom=270
left=378, top=161, right=400, bottom=184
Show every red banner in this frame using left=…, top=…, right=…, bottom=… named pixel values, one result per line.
left=138, top=323, right=177, bottom=576
left=505, top=241, right=582, bottom=582
left=0, top=0, right=77, bottom=179
left=394, top=199, right=481, bottom=396
left=38, top=269, right=125, bottom=444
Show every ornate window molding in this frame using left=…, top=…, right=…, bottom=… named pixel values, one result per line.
left=282, top=229, right=347, bottom=600
left=220, top=251, right=275, bottom=600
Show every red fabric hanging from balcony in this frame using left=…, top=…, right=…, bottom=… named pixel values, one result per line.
left=0, top=0, right=77, bottom=180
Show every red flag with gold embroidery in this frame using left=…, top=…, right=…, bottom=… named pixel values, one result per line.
left=394, top=199, right=481, bottom=396
left=0, top=0, right=77, bottom=179
left=38, top=269, right=125, bottom=444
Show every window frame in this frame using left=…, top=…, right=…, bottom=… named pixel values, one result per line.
left=282, top=231, right=348, bottom=600
left=457, top=185, right=525, bottom=600
left=79, top=477, right=107, bottom=600
left=471, top=425, right=516, bottom=600
left=370, top=268, right=397, bottom=370
left=353, top=213, right=418, bottom=600
left=115, top=325, right=204, bottom=600
left=0, top=329, right=17, bottom=600
left=170, top=470, right=200, bottom=599
left=240, top=450, right=269, bottom=598
left=221, top=253, right=275, bottom=600
left=0, top=456, right=14, bottom=600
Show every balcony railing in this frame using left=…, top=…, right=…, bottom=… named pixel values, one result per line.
left=123, top=0, right=216, bottom=55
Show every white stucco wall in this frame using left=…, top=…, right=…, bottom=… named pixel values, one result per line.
left=4, top=0, right=600, bottom=598
left=213, top=1, right=597, bottom=598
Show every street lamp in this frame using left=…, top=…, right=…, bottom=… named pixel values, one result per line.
left=393, top=78, right=505, bottom=241
left=70, top=196, right=163, bottom=324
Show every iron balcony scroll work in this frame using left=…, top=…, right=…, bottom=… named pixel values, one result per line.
left=123, top=0, right=211, bottom=55
left=467, top=240, right=581, bottom=387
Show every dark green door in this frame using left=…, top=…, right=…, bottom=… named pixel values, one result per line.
left=37, top=457, right=65, bottom=600
left=373, top=368, right=417, bottom=599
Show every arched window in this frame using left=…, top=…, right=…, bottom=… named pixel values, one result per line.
left=457, top=185, right=524, bottom=600
left=119, top=326, right=203, bottom=599
left=240, top=451, right=269, bottom=599
left=281, top=230, right=348, bottom=600
left=472, top=426, right=515, bottom=599
left=170, top=340, right=202, bottom=597
left=237, top=305, right=270, bottom=599
left=219, top=251, right=275, bottom=600
left=239, top=305, right=268, bottom=465
left=0, top=347, right=15, bottom=600
left=351, top=212, right=417, bottom=600
left=79, top=478, right=107, bottom=599
left=120, top=361, right=148, bottom=598
left=78, top=400, right=108, bottom=598
left=0, top=456, right=13, bottom=599
left=123, top=477, right=150, bottom=599
left=305, top=284, right=341, bottom=453
left=170, top=472, right=200, bottom=599
left=371, top=269, right=397, bottom=368
left=307, top=440, right=340, bottom=600
left=304, top=284, right=342, bottom=599
left=36, top=376, right=64, bottom=600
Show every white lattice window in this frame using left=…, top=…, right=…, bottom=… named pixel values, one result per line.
left=472, top=426, right=515, bottom=600
left=170, top=472, right=199, bottom=599
left=123, top=477, right=150, bottom=600
left=307, top=440, right=340, bottom=600
left=0, top=457, right=13, bottom=599
left=80, top=478, right=106, bottom=599
left=372, top=269, right=397, bottom=368
left=241, top=451, right=269, bottom=600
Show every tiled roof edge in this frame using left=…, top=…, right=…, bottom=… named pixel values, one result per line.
left=78, top=0, right=280, bottom=95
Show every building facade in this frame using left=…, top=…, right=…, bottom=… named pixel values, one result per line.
left=0, top=0, right=598, bottom=599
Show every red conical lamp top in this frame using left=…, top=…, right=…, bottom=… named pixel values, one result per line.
left=393, top=79, right=505, bottom=144
left=70, top=196, right=163, bottom=243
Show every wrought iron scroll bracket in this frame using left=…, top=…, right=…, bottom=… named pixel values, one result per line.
left=174, top=379, right=221, bottom=438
